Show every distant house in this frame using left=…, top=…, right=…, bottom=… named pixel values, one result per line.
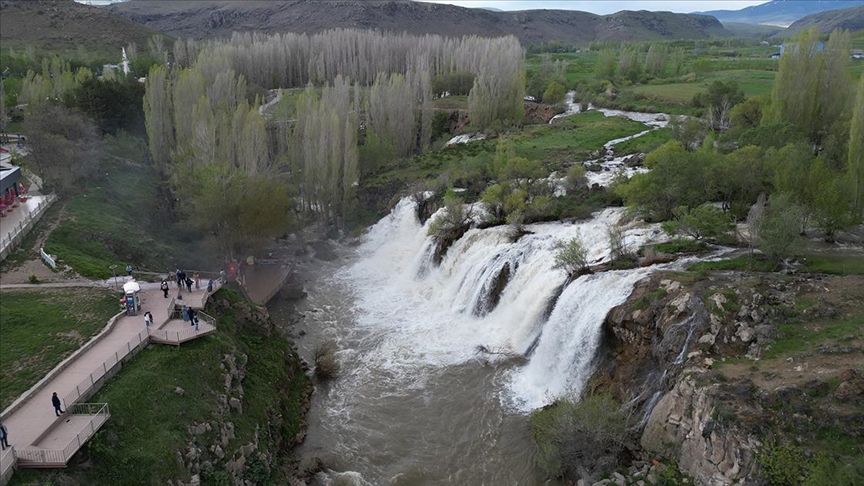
left=779, top=41, right=825, bottom=57
left=770, top=52, right=781, bottom=60
left=852, top=50, right=864, bottom=60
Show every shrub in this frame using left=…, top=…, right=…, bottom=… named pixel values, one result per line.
left=530, top=395, right=630, bottom=480
left=313, top=340, right=340, bottom=382
left=662, top=204, right=733, bottom=240
left=553, top=234, right=589, bottom=277
left=607, top=223, right=629, bottom=261
left=757, top=442, right=808, bottom=486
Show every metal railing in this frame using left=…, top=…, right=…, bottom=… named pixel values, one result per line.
left=0, top=194, right=56, bottom=261
left=0, top=447, right=16, bottom=485
left=16, top=403, right=109, bottom=466
left=61, top=330, right=147, bottom=409
left=148, top=310, right=216, bottom=345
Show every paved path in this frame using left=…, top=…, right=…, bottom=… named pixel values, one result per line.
left=0, top=281, right=219, bottom=452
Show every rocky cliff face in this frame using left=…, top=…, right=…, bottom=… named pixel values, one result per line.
left=587, top=270, right=864, bottom=485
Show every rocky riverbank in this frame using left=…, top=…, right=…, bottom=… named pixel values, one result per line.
left=584, top=271, right=864, bottom=485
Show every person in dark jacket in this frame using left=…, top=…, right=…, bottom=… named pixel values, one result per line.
left=188, top=308, right=197, bottom=327
left=185, top=277, right=193, bottom=292
left=0, top=421, right=10, bottom=449
left=51, top=392, right=64, bottom=416
left=160, top=281, right=169, bottom=298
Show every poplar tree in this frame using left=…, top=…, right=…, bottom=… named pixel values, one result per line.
left=143, top=64, right=174, bottom=169
left=849, top=74, right=864, bottom=216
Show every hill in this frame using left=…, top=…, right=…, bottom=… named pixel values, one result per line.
left=786, top=5, right=864, bottom=33
left=105, top=0, right=729, bottom=44
left=0, top=0, right=169, bottom=57
left=701, top=0, right=864, bottom=27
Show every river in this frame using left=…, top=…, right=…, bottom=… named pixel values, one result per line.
left=270, top=102, right=671, bottom=485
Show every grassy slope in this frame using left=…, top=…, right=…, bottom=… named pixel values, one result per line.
left=0, top=0, right=170, bottom=60
left=0, top=288, right=120, bottom=409
left=11, top=289, right=309, bottom=486
left=41, top=134, right=214, bottom=279
left=512, top=111, right=647, bottom=167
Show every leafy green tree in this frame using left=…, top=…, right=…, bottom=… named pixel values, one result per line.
left=730, top=96, right=765, bottom=129
left=594, top=49, right=617, bottom=80
left=543, top=81, right=566, bottom=105
left=670, top=117, right=708, bottom=151
left=809, top=160, right=852, bottom=242
left=766, top=28, right=852, bottom=150
left=530, top=395, right=629, bottom=480
left=756, top=193, right=802, bottom=263
left=65, top=77, right=146, bottom=135
left=849, top=74, right=864, bottom=216
left=693, top=81, right=744, bottom=131
left=645, top=43, right=668, bottom=77
left=661, top=204, right=733, bottom=240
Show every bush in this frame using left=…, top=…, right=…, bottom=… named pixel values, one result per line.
left=313, top=340, right=340, bottom=382
left=661, top=204, right=733, bottom=241
left=553, top=234, right=589, bottom=277
left=757, top=442, right=808, bottom=486
left=530, top=395, right=630, bottom=480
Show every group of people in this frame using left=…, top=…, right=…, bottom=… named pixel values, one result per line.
left=161, top=270, right=214, bottom=298
left=181, top=305, right=200, bottom=330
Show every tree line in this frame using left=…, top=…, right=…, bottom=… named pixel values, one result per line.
left=144, top=29, right=525, bottom=254
left=616, top=28, right=863, bottom=257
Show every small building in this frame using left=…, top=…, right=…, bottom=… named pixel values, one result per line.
left=0, top=162, right=22, bottom=203
left=770, top=52, right=781, bottom=59
left=852, top=49, right=864, bottom=60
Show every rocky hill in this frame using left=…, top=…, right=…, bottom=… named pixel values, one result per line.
left=0, top=0, right=168, bottom=55
left=105, top=0, right=730, bottom=44
left=786, top=5, right=864, bottom=33
left=701, top=0, right=864, bottom=27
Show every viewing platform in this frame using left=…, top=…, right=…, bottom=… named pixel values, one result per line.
left=0, top=279, right=222, bottom=484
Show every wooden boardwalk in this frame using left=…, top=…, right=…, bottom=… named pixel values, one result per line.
left=0, top=279, right=221, bottom=483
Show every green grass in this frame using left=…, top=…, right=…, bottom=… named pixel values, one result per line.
left=763, top=315, right=863, bottom=361
left=688, top=254, right=777, bottom=273
left=801, top=254, right=864, bottom=276
left=613, top=127, right=672, bottom=155
left=432, top=95, right=469, bottom=110
left=11, top=289, right=309, bottom=486
left=648, top=238, right=707, bottom=255
left=0, top=288, right=120, bottom=410
left=512, top=111, right=648, bottom=166
left=42, top=134, right=210, bottom=279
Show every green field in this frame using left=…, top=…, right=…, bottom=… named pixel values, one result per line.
left=512, top=111, right=647, bottom=165
left=0, top=288, right=120, bottom=409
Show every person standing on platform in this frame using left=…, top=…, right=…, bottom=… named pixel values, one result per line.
left=51, top=392, right=64, bottom=416
left=161, top=281, right=169, bottom=298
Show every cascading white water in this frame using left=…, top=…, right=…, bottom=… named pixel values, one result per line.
left=342, top=198, right=662, bottom=405
left=505, top=268, right=651, bottom=411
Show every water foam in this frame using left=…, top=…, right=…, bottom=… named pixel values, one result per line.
left=340, top=198, right=662, bottom=409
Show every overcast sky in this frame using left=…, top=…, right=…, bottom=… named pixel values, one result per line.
left=416, top=1, right=768, bottom=15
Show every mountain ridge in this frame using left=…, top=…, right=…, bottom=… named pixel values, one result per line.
left=700, top=0, right=864, bottom=27
left=786, top=4, right=864, bottom=33
left=104, top=0, right=730, bottom=44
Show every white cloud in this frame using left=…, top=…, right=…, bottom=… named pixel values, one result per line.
left=416, top=0, right=768, bottom=15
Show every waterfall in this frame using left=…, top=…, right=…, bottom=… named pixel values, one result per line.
left=505, top=268, right=652, bottom=412
left=341, top=198, right=663, bottom=410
